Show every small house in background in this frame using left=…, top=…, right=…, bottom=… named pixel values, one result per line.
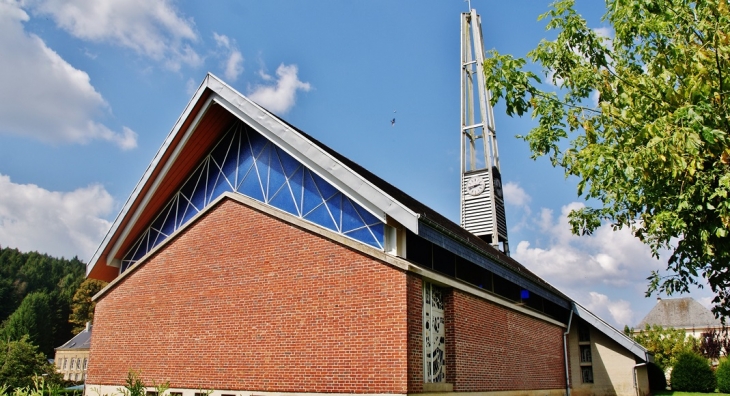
left=637, top=297, right=722, bottom=337
left=55, top=323, right=92, bottom=382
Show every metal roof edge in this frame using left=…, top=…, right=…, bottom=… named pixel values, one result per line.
left=87, top=73, right=421, bottom=278
left=573, top=302, right=653, bottom=363
left=86, top=74, right=213, bottom=276
left=205, top=74, right=420, bottom=233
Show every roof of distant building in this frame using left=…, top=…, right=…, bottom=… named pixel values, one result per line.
left=56, top=325, right=92, bottom=350
left=637, top=297, right=720, bottom=329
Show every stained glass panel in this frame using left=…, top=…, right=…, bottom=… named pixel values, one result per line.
left=121, top=121, right=386, bottom=272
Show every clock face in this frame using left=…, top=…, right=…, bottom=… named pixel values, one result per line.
left=494, top=177, right=503, bottom=199
left=466, top=176, right=485, bottom=196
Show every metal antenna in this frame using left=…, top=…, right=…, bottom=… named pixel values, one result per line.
left=460, top=8, right=509, bottom=255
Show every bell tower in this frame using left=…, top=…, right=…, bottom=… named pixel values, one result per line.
left=460, top=8, right=509, bottom=255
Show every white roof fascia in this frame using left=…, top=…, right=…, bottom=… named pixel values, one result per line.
left=104, top=95, right=216, bottom=266
left=205, top=74, right=420, bottom=233
left=573, top=302, right=653, bottom=363
left=88, top=73, right=420, bottom=276
left=87, top=76, right=213, bottom=274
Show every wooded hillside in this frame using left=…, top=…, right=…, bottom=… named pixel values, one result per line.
left=0, top=246, right=102, bottom=357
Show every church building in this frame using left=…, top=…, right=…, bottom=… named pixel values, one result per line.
left=84, top=72, right=652, bottom=396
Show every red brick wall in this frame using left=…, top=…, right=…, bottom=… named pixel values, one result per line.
left=88, top=198, right=408, bottom=393
left=406, top=274, right=423, bottom=392
left=448, top=290, right=566, bottom=391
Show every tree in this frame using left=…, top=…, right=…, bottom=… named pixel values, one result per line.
left=484, top=0, right=730, bottom=316
left=0, top=335, right=61, bottom=390
left=0, top=292, right=55, bottom=357
left=631, top=325, right=699, bottom=370
left=69, top=278, right=107, bottom=333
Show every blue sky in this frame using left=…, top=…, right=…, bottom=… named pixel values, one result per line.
left=0, top=0, right=714, bottom=329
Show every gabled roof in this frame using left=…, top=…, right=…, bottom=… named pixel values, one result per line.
left=56, top=326, right=92, bottom=351
left=637, top=297, right=721, bottom=329
left=573, top=302, right=652, bottom=362
left=86, top=73, right=559, bottom=295
left=85, top=73, right=651, bottom=363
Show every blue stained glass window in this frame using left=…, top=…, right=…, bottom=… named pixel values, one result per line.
left=304, top=202, right=337, bottom=230
left=324, top=193, right=344, bottom=232
left=287, top=167, right=304, bottom=216
left=267, top=152, right=288, bottom=204
left=344, top=227, right=380, bottom=249
left=268, top=182, right=297, bottom=214
left=277, top=147, right=301, bottom=178
left=238, top=166, right=265, bottom=202
left=302, top=170, right=325, bottom=216
left=341, top=197, right=366, bottom=233
left=121, top=121, right=387, bottom=272
left=312, top=171, right=338, bottom=201
left=235, top=146, right=256, bottom=190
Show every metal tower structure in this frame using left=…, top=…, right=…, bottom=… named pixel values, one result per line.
left=460, top=8, right=509, bottom=255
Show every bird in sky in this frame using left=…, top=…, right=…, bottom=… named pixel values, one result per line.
left=391, top=118, right=396, bottom=126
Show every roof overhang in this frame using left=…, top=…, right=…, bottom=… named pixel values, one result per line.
left=87, top=73, right=419, bottom=281
left=573, top=302, right=653, bottom=363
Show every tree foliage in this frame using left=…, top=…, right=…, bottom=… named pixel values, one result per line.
left=69, top=278, right=107, bottom=333
left=718, top=357, right=730, bottom=393
left=631, top=325, right=699, bottom=370
left=670, top=351, right=716, bottom=392
left=0, top=292, right=55, bottom=357
left=0, top=246, right=86, bottom=356
left=485, top=0, right=730, bottom=316
left=0, top=336, right=62, bottom=390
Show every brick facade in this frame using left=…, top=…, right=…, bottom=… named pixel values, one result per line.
left=88, top=198, right=409, bottom=393
left=446, top=288, right=565, bottom=391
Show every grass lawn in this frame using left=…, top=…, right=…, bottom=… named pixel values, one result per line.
left=655, top=391, right=730, bottom=396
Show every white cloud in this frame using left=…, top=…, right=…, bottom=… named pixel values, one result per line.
left=248, top=64, right=311, bottom=114
left=515, top=202, right=661, bottom=288
left=0, top=1, right=137, bottom=149
left=0, top=174, right=114, bottom=261
left=503, top=181, right=532, bottom=232
left=24, top=0, right=201, bottom=71
left=504, top=182, right=531, bottom=207
left=512, top=201, right=669, bottom=327
left=585, top=292, right=635, bottom=328
left=213, top=32, right=244, bottom=82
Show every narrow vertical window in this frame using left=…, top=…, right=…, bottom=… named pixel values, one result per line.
left=423, top=282, right=445, bottom=383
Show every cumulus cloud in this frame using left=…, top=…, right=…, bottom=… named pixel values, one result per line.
left=24, top=0, right=201, bottom=71
left=248, top=64, right=311, bottom=114
left=584, top=292, right=635, bottom=328
left=504, top=182, right=531, bottom=207
left=512, top=201, right=670, bottom=327
left=213, top=32, right=244, bottom=82
left=515, top=202, right=661, bottom=288
left=0, top=174, right=114, bottom=261
left=503, top=181, right=532, bottom=232
left=0, top=1, right=137, bottom=149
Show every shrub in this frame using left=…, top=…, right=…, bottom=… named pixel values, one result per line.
left=717, top=357, right=730, bottom=393
left=647, top=361, right=667, bottom=390
left=670, top=351, right=716, bottom=392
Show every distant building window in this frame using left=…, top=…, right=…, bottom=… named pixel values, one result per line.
left=170, top=393, right=182, bottom=396
left=63, top=358, right=67, bottom=369
left=71, top=358, right=75, bottom=370
left=580, top=345, right=592, bottom=363
left=74, top=373, right=79, bottom=381
left=578, top=322, right=591, bottom=342
left=582, top=366, right=594, bottom=383
left=83, top=358, right=88, bottom=370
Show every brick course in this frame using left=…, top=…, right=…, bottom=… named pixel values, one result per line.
left=447, top=290, right=566, bottom=391
left=88, top=198, right=408, bottom=393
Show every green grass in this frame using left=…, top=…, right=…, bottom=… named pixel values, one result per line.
left=655, top=391, right=730, bottom=396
